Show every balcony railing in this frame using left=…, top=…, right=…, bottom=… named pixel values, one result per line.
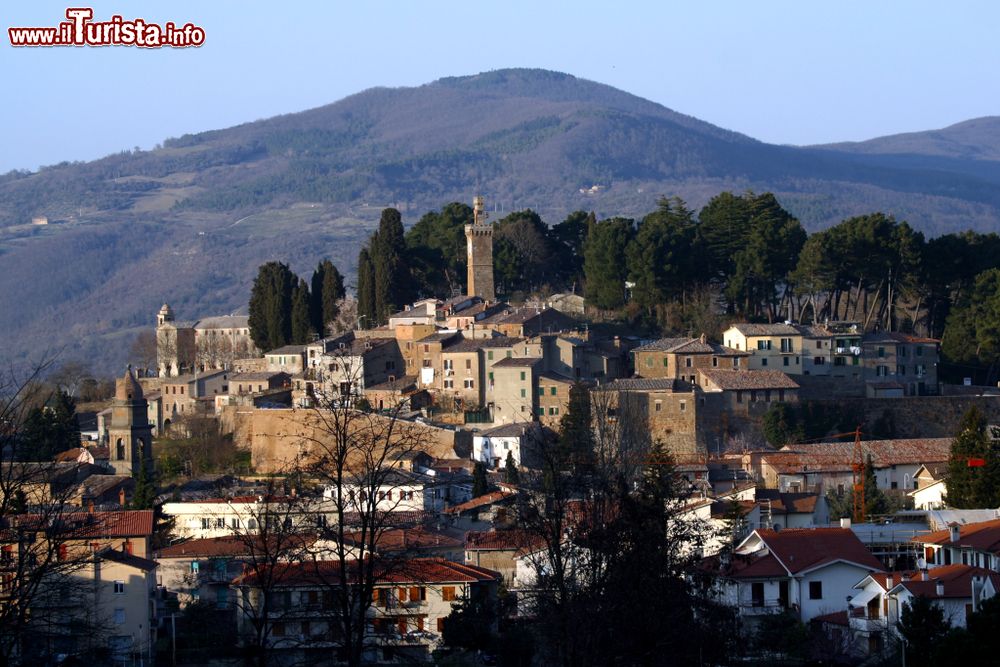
left=848, top=614, right=887, bottom=633
left=739, top=598, right=788, bottom=616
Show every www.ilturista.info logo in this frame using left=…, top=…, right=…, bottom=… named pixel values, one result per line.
left=8, top=8, right=205, bottom=48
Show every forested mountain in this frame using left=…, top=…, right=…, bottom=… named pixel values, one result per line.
left=2, top=68, right=999, bottom=373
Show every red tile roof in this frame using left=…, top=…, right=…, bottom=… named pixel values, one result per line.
left=891, top=564, right=1000, bottom=599
left=465, top=530, right=546, bottom=553
left=914, top=518, right=1000, bottom=554
left=445, top=490, right=516, bottom=514
left=232, top=557, right=500, bottom=587
left=701, top=552, right=787, bottom=578
left=812, top=610, right=850, bottom=626
left=342, top=528, right=464, bottom=552
left=756, top=528, right=884, bottom=574
left=13, top=510, right=154, bottom=538
left=700, top=369, right=799, bottom=390
left=766, top=438, right=952, bottom=472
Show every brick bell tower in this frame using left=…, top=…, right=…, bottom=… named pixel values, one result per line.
left=465, top=196, right=495, bottom=301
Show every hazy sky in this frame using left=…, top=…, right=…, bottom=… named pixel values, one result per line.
left=3, top=1, right=998, bottom=173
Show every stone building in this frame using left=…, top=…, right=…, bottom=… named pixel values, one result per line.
left=107, top=367, right=154, bottom=477
left=633, top=334, right=748, bottom=382
left=156, top=304, right=257, bottom=376
left=465, top=196, right=495, bottom=301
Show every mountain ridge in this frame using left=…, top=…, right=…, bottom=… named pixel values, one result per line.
left=3, top=67, right=1000, bottom=374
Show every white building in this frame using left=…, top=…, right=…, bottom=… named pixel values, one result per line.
left=472, top=422, right=542, bottom=469
left=704, top=527, right=884, bottom=624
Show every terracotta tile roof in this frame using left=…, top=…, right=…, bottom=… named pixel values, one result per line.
left=233, top=557, right=500, bottom=587
left=863, top=332, right=940, bottom=345
left=634, top=337, right=696, bottom=352
left=729, top=323, right=800, bottom=336
left=465, top=530, right=546, bottom=553
left=768, top=438, right=952, bottom=473
left=97, top=547, right=158, bottom=571
left=889, top=564, right=1000, bottom=599
left=342, top=528, right=464, bottom=552
left=812, top=610, right=849, bottom=626
left=755, top=490, right=818, bottom=514
left=445, top=490, right=516, bottom=514
left=702, top=552, right=788, bottom=578
left=913, top=518, right=1000, bottom=554
left=478, top=422, right=540, bottom=438
left=755, top=527, right=884, bottom=574
left=700, top=369, right=799, bottom=390
left=157, top=535, right=261, bottom=558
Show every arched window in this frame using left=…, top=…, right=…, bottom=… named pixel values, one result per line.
left=115, top=438, right=125, bottom=459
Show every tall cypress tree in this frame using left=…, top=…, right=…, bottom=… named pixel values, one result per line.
left=356, top=247, right=376, bottom=329
left=248, top=261, right=297, bottom=351
left=373, top=208, right=407, bottom=324
left=558, top=382, right=594, bottom=468
left=290, top=278, right=313, bottom=344
left=310, top=259, right=345, bottom=336
left=583, top=217, right=634, bottom=310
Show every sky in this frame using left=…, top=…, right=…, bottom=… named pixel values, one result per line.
left=2, top=1, right=999, bottom=173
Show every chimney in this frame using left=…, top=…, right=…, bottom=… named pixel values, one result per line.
left=901, top=573, right=910, bottom=582
left=87, top=499, right=95, bottom=514
left=949, top=523, right=961, bottom=543
left=935, top=580, right=944, bottom=596
left=119, top=488, right=126, bottom=507
left=921, top=569, right=929, bottom=582
left=700, top=333, right=707, bottom=344
left=840, top=517, right=852, bottom=529
left=886, top=574, right=894, bottom=589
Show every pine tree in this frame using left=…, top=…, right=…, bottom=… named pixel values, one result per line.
left=472, top=461, right=490, bottom=498
left=504, top=451, right=520, bottom=485
left=290, top=278, right=313, bottom=344
left=310, top=259, right=345, bottom=336
left=947, top=406, right=990, bottom=508
left=248, top=261, right=297, bottom=351
left=583, top=217, right=634, bottom=310
left=356, top=248, right=375, bottom=329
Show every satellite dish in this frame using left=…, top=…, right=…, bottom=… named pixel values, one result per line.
left=917, top=557, right=927, bottom=569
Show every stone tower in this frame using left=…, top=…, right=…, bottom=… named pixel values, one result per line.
left=156, top=303, right=174, bottom=327
left=465, top=196, right=495, bottom=301
left=108, top=366, right=153, bottom=477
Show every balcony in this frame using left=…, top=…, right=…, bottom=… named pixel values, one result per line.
left=849, top=610, right=887, bottom=633
left=739, top=598, right=788, bottom=616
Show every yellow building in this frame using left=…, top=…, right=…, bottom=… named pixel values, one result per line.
left=722, top=323, right=804, bottom=374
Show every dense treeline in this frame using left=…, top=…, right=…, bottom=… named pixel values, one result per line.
left=343, top=193, right=1000, bottom=381
left=247, top=259, right=345, bottom=350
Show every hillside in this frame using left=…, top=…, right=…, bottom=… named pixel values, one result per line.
left=3, top=68, right=1000, bottom=374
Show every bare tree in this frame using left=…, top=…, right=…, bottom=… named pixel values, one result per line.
left=128, top=331, right=158, bottom=377
left=0, top=360, right=110, bottom=665
left=296, top=349, right=431, bottom=667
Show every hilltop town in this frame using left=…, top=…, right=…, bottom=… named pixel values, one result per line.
left=5, top=194, right=1000, bottom=667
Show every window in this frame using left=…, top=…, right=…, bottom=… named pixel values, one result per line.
left=488, top=372, right=494, bottom=382
left=655, top=400, right=662, bottom=412
left=712, top=357, right=718, bottom=367
left=809, top=581, right=822, bottom=600
left=442, top=586, right=457, bottom=601
left=444, top=379, right=454, bottom=389
left=537, top=407, right=544, bottom=416
left=816, top=340, right=823, bottom=349
left=487, top=351, right=494, bottom=361
left=190, top=561, right=200, bottom=574
left=780, top=338, right=793, bottom=353
left=410, top=586, right=426, bottom=601
left=114, top=608, right=126, bottom=625
left=437, top=618, right=445, bottom=632
left=680, top=401, right=686, bottom=412
left=751, top=582, right=764, bottom=607
left=520, top=388, right=526, bottom=398
left=685, top=357, right=693, bottom=368
left=783, top=357, right=789, bottom=367
left=201, top=518, right=211, bottom=530
left=214, top=517, right=225, bottom=529
left=230, top=517, right=239, bottom=529
left=761, top=358, right=768, bottom=367
left=736, top=391, right=743, bottom=403
left=114, top=580, right=125, bottom=594
left=733, top=358, right=740, bottom=369
left=520, top=371, right=526, bottom=381
left=443, top=359, right=453, bottom=371
left=814, top=357, right=825, bottom=365
left=897, top=364, right=906, bottom=376
left=550, top=386, right=557, bottom=396
left=878, top=346, right=885, bottom=358
left=465, top=359, right=472, bottom=370
left=877, top=365, right=889, bottom=377
left=464, top=379, right=474, bottom=389
left=899, top=346, right=908, bottom=357
left=549, top=407, right=559, bottom=415
left=757, top=340, right=772, bottom=351
left=538, top=386, right=545, bottom=397
left=916, top=346, right=924, bottom=357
